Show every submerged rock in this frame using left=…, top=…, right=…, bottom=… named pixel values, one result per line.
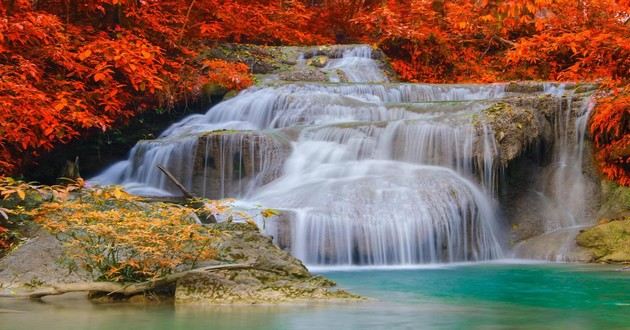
left=175, top=222, right=359, bottom=304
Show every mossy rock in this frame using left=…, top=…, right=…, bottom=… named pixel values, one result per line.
left=598, top=181, right=630, bottom=220
left=174, top=221, right=361, bottom=304
left=577, top=217, right=630, bottom=263
left=574, top=83, right=599, bottom=94
left=278, top=69, right=328, bottom=82
left=202, top=83, right=228, bottom=99
left=222, top=90, right=239, bottom=101
left=308, top=55, right=329, bottom=68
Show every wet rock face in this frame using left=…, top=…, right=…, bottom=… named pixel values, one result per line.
left=191, top=131, right=291, bottom=198
left=512, top=228, right=594, bottom=262
left=476, top=90, right=595, bottom=166
left=278, top=68, right=328, bottom=82
left=487, top=87, right=602, bottom=260
left=175, top=223, right=359, bottom=304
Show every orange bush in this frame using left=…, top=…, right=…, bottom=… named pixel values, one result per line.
left=36, top=187, right=219, bottom=282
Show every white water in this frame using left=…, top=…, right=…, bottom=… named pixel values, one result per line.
left=92, top=45, right=595, bottom=265
left=511, top=85, right=597, bottom=261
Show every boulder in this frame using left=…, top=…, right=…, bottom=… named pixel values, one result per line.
left=308, top=55, right=329, bottom=68
left=175, top=222, right=359, bottom=304
left=577, top=217, right=630, bottom=263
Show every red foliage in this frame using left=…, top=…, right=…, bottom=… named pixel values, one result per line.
left=346, top=0, right=630, bottom=185
left=590, top=89, right=630, bottom=185
left=1, top=0, right=629, bottom=185
left=0, top=0, right=325, bottom=175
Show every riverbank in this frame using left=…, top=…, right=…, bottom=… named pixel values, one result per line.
left=1, top=263, right=628, bottom=329
left=0, top=185, right=358, bottom=304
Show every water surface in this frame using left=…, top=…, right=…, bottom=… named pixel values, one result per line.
left=1, top=263, right=628, bottom=329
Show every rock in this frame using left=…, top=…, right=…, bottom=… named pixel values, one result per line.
left=308, top=55, right=329, bottom=68
left=278, top=69, right=328, bottom=82
left=202, top=83, right=228, bottom=99
left=191, top=130, right=291, bottom=198
left=476, top=101, right=542, bottom=165
left=0, top=228, right=90, bottom=289
left=573, top=182, right=630, bottom=264
left=513, top=227, right=594, bottom=262
left=505, top=82, right=546, bottom=93
left=598, top=181, right=630, bottom=220
left=577, top=217, right=630, bottom=263
left=573, top=83, right=599, bottom=94
left=222, top=90, right=239, bottom=101
left=175, top=222, right=360, bottom=304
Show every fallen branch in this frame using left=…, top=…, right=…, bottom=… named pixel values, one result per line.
left=157, top=165, right=195, bottom=199
left=493, top=35, right=516, bottom=48
left=0, top=263, right=253, bottom=299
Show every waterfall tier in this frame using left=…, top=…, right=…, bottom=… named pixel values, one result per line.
left=92, top=45, right=597, bottom=265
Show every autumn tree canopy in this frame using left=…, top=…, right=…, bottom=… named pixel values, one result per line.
left=1, top=0, right=629, bottom=184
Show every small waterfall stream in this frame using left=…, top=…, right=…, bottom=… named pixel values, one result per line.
left=92, top=45, right=596, bottom=266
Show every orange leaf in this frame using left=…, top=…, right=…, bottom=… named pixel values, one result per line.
left=78, top=50, right=92, bottom=61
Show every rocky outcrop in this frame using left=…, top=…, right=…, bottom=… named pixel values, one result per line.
left=477, top=86, right=596, bottom=166
left=575, top=182, right=630, bottom=264
left=0, top=220, right=356, bottom=304
left=577, top=217, right=630, bottom=263
left=0, top=228, right=90, bottom=289
left=175, top=222, right=359, bottom=304
left=206, top=43, right=397, bottom=84
left=485, top=84, right=602, bottom=260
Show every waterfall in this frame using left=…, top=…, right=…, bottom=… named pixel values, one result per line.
left=323, top=45, right=388, bottom=83
left=91, top=45, right=596, bottom=266
left=511, top=86, right=597, bottom=261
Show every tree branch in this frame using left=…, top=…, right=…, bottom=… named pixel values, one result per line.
left=0, top=263, right=255, bottom=299
left=157, top=165, right=195, bottom=199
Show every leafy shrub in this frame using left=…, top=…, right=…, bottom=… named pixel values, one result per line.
left=35, top=187, right=218, bottom=283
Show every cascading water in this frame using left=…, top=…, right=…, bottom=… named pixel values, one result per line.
left=511, top=85, right=598, bottom=261
left=92, top=45, right=596, bottom=266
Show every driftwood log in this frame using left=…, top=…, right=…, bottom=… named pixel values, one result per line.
left=0, top=263, right=255, bottom=299
left=157, top=165, right=195, bottom=199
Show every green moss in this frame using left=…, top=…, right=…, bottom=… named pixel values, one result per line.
left=577, top=217, right=630, bottom=263
left=222, top=90, right=239, bottom=100
left=483, top=102, right=513, bottom=117
left=200, top=129, right=249, bottom=137
left=574, top=83, right=598, bottom=94
left=201, top=83, right=228, bottom=98
left=599, top=181, right=630, bottom=219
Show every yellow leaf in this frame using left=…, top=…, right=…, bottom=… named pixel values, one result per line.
left=17, top=189, right=25, bottom=200
left=261, top=208, right=280, bottom=218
